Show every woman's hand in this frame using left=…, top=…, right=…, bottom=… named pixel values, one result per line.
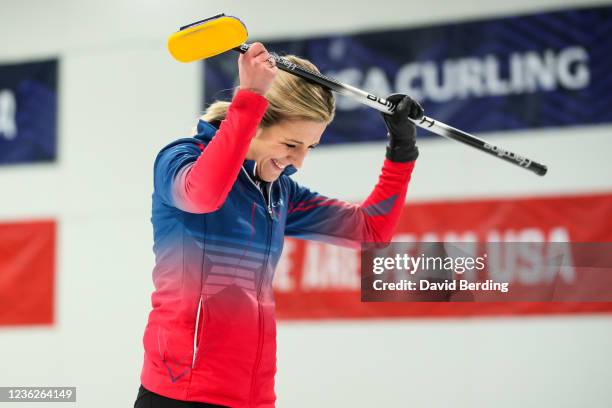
left=381, top=94, right=424, bottom=162
left=238, top=42, right=278, bottom=96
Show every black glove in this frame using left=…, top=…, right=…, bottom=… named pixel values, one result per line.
left=381, top=94, right=424, bottom=162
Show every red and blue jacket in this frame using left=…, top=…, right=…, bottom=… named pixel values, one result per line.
left=140, top=89, right=415, bottom=407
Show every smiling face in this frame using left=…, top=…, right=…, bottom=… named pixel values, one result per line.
left=246, top=120, right=327, bottom=182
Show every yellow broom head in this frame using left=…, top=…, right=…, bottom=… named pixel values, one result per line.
left=168, top=14, right=248, bottom=62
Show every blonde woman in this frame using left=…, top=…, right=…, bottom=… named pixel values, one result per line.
left=135, top=42, right=423, bottom=408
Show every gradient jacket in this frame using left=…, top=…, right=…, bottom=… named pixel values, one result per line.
left=140, top=89, right=415, bottom=407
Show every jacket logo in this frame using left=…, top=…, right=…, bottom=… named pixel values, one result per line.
left=271, top=198, right=284, bottom=208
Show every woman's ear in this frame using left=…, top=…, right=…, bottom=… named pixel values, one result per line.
left=254, top=126, right=268, bottom=140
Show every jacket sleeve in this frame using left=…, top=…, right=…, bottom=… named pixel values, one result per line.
left=153, top=89, right=268, bottom=213
left=284, top=159, right=415, bottom=248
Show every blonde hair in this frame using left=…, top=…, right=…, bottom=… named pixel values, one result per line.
left=201, top=55, right=335, bottom=127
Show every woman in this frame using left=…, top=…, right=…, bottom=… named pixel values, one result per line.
left=135, top=43, right=423, bottom=408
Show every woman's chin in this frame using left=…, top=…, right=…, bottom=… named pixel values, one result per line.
left=259, top=163, right=283, bottom=182
left=260, top=173, right=280, bottom=182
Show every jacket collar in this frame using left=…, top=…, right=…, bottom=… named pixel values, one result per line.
left=194, top=119, right=297, bottom=177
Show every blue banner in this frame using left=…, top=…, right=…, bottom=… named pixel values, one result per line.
left=0, top=60, right=58, bottom=163
left=203, top=6, right=611, bottom=144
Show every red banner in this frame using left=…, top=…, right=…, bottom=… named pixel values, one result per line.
left=0, top=220, right=55, bottom=326
left=274, top=192, right=612, bottom=319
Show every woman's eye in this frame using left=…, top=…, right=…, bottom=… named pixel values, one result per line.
left=284, top=143, right=296, bottom=148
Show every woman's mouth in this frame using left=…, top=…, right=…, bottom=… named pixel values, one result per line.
left=271, top=159, right=286, bottom=171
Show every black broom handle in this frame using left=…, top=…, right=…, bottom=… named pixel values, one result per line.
left=234, top=44, right=548, bottom=176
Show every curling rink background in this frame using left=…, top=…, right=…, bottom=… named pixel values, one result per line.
left=1, top=0, right=611, bottom=407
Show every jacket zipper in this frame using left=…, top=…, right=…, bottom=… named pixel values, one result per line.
left=240, top=167, right=274, bottom=406
left=192, top=296, right=203, bottom=369
left=266, top=183, right=275, bottom=220
left=249, top=303, right=265, bottom=406
left=249, top=219, right=272, bottom=405
left=240, top=167, right=274, bottom=221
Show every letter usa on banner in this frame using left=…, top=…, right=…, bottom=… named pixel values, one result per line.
left=0, top=59, right=57, bottom=164
left=203, top=5, right=611, bottom=144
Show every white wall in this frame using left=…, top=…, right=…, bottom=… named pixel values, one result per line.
left=1, top=0, right=611, bottom=407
